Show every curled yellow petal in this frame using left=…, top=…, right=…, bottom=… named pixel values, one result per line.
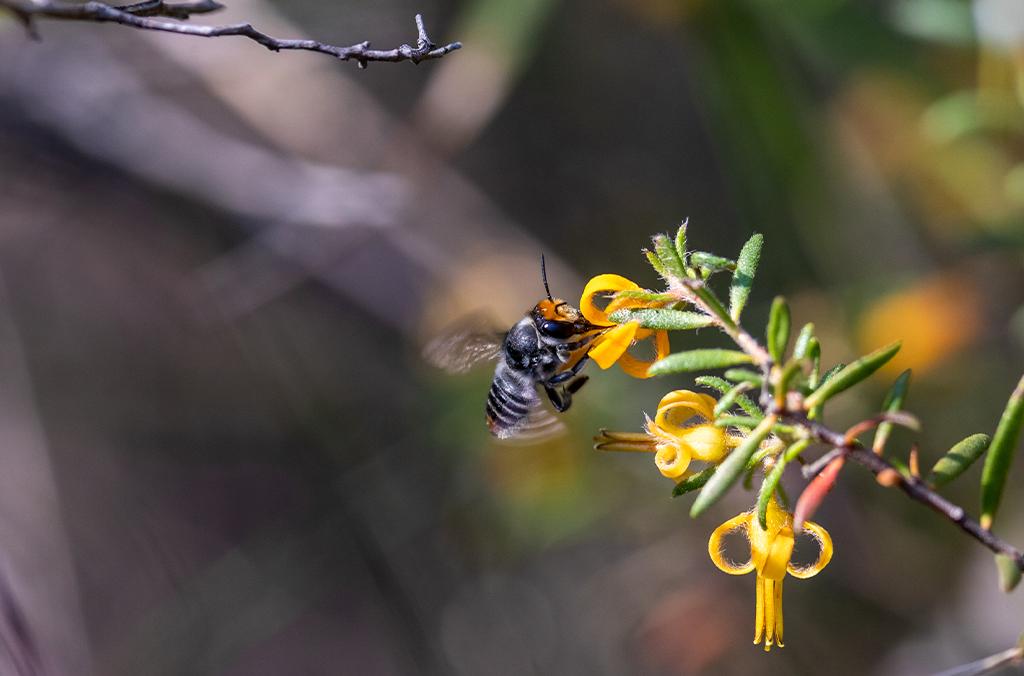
left=580, top=274, right=640, bottom=325
left=787, top=521, right=834, bottom=579
left=617, top=329, right=671, bottom=378
left=588, top=322, right=638, bottom=369
left=618, top=350, right=655, bottom=378
left=654, top=390, right=717, bottom=434
left=763, top=577, right=776, bottom=651
left=708, top=513, right=755, bottom=575
left=654, top=442, right=691, bottom=478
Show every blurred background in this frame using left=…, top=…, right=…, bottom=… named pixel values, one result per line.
left=1, top=0, right=1024, bottom=674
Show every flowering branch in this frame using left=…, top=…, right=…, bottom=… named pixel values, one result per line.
left=640, top=227, right=1024, bottom=573
left=0, top=1, right=462, bottom=68
left=590, top=222, right=1024, bottom=655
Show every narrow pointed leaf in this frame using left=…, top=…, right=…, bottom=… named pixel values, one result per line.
left=729, top=233, right=763, bottom=321
left=691, top=416, right=775, bottom=517
left=691, top=283, right=734, bottom=327
left=724, top=369, right=763, bottom=385
left=981, top=374, right=1024, bottom=530
left=873, top=369, right=912, bottom=455
left=756, top=440, right=810, bottom=529
left=714, top=383, right=753, bottom=417
left=690, top=252, right=735, bottom=273
left=694, top=375, right=732, bottom=395
left=926, top=433, right=990, bottom=487
left=766, top=296, right=791, bottom=364
left=806, top=338, right=821, bottom=387
left=996, top=554, right=1022, bottom=593
left=653, top=234, right=687, bottom=281
left=674, top=220, right=688, bottom=264
left=696, top=376, right=762, bottom=418
left=793, top=323, right=815, bottom=360
left=714, top=415, right=761, bottom=429
left=671, top=466, right=716, bottom=497
left=613, top=289, right=678, bottom=303
left=774, top=359, right=804, bottom=404
left=608, top=308, right=714, bottom=331
left=803, top=341, right=902, bottom=411
left=648, top=349, right=752, bottom=376
left=644, top=249, right=668, bottom=278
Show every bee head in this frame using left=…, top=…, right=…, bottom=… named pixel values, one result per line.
left=531, top=299, right=592, bottom=339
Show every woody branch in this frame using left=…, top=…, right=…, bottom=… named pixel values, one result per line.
left=0, top=1, right=461, bottom=68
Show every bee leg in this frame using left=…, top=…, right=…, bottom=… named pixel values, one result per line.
left=548, top=355, right=591, bottom=385
left=544, top=375, right=589, bottom=413
left=566, top=374, right=589, bottom=394
left=543, top=384, right=572, bottom=413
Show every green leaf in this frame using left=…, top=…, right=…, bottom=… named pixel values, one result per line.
left=981, top=374, right=1024, bottom=530
left=774, top=359, right=804, bottom=403
left=873, top=369, right=912, bottom=455
left=756, top=439, right=810, bottom=529
left=690, top=252, right=735, bottom=273
left=613, top=289, right=678, bottom=303
left=691, top=415, right=775, bottom=517
left=803, top=341, right=902, bottom=411
left=674, top=220, right=688, bottom=264
left=766, top=296, right=791, bottom=364
left=608, top=308, right=714, bottom=331
left=729, top=233, right=763, bottom=321
left=714, top=383, right=754, bottom=417
left=995, top=554, right=1022, bottom=593
left=927, top=433, right=991, bottom=487
left=653, top=234, right=687, bottom=281
left=696, top=376, right=762, bottom=418
left=644, top=249, right=668, bottom=278
left=649, top=349, right=752, bottom=376
left=691, top=283, right=734, bottom=328
left=793, top=323, right=815, bottom=360
left=806, top=337, right=822, bottom=387
left=714, top=415, right=761, bottom=429
left=724, top=368, right=763, bottom=386
left=671, top=466, right=716, bottom=497
left=694, top=375, right=732, bottom=394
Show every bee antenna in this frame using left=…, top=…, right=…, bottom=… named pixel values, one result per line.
left=540, top=254, right=554, bottom=302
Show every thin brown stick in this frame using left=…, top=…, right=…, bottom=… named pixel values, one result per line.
left=0, top=1, right=461, bottom=67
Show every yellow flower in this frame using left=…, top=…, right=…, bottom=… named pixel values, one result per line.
left=580, top=274, right=670, bottom=378
left=594, top=390, right=737, bottom=481
left=648, top=390, right=729, bottom=479
left=708, top=496, right=833, bottom=652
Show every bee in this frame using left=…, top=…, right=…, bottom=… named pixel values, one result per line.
left=425, top=257, right=604, bottom=440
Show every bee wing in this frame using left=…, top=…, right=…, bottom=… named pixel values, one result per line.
left=423, top=317, right=505, bottom=374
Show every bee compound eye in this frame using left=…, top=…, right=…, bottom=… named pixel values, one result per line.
left=540, top=320, right=575, bottom=339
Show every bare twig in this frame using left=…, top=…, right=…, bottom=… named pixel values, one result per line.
left=932, top=645, right=1023, bottom=676
left=0, top=1, right=462, bottom=67
left=115, top=0, right=224, bottom=19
